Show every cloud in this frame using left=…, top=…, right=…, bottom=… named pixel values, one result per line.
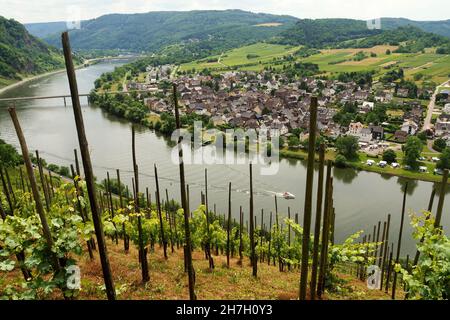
left=1, top=0, right=449, bottom=23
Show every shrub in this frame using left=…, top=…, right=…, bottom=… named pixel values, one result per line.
left=334, top=154, right=347, bottom=168
left=382, top=149, right=397, bottom=163
left=433, top=138, right=447, bottom=152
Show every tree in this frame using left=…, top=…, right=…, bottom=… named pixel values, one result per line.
left=383, top=149, right=397, bottom=163
left=102, top=178, right=128, bottom=197
left=402, top=136, right=423, bottom=168
left=288, top=136, right=300, bottom=148
left=335, top=135, right=359, bottom=159
left=386, top=49, right=391, bottom=55
left=433, top=138, right=447, bottom=152
left=417, top=131, right=427, bottom=143
left=334, top=154, right=347, bottom=168
left=58, top=166, right=70, bottom=177
left=0, top=139, right=22, bottom=167
left=436, top=148, right=450, bottom=170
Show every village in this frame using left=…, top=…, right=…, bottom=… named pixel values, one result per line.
left=125, top=64, right=450, bottom=174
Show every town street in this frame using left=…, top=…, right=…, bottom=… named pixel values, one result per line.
left=422, top=80, right=450, bottom=131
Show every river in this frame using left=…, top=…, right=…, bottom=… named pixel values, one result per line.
left=0, top=60, right=449, bottom=257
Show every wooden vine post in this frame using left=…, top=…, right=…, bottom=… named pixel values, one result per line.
left=249, top=162, right=257, bottom=277
left=116, top=169, right=129, bottom=252
left=391, top=182, right=408, bottom=299
left=378, top=220, right=387, bottom=267
left=8, top=107, right=61, bottom=275
left=227, top=182, right=232, bottom=268
left=0, top=167, right=13, bottom=213
left=310, top=143, right=326, bottom=299
left=380, top=213, right=391, bottom=290
left=131, top=126, right=150, bottom=283
left=300, top=96, right=318, bottom=300
left=70, top=164, right=94, bottom=260
left=172, top=83, right=196, bottom=300
left=317, top=165, right=333, bottom=298
left=204, top=168, right=214, bottom=269
left=35, top=150, right=50, bottom=211
left=0, top=168, right=32, bottom=281
left=154, top=164, right=168, bottom=259
left=239, top=206, right=244, bottom=262
left=0, top=190, right=6, bottom=220
left=61, top=31, right=115, bottom=300
left=434, top=169, right=448, bottom=228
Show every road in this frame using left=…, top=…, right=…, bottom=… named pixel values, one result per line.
left=217, top=52, right=228, bottom=68
left=422, top=80, right=450, bottom=132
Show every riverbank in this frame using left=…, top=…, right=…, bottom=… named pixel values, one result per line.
left=280, top=147, right=447, bottom=183
left=91, top=96, right=447, bottom=184
left=0, top=69, right=65, bottom=95
left=0, top=60, right=101, bottom=96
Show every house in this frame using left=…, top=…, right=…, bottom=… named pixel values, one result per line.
left=375, top=91, right=393, bottom=103
left=347, top=122, right=364, bottom=135
left=360, top=101, right=374, bottom=111
left=443, top=103, right=450, bottom=114
left=397, top=88, right=409, bottom=98
left=359, top=128, right=373, bottom=143
left=354, top=90, right=369, bottom=102
left=400, top=119, right=418, bottom=135
left=369, top=124, right=384, bottom=140
left=347, top=122, right=372, bottom=142
left=394, top=130, right=408, bottom=143
left=435, top=114, right=450, bottom=136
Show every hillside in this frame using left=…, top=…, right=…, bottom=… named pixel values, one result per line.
left=338, top=26, right=450, bottom=53
left=275, top=19, right=450, bottom=52
left=43, top=10, right=297, bottom=55
left=273, top=19, right=383, bottom=47
left=381, top=17, right=450, bottom=38
left=0, top=16, right=65, bottom=87
left=24, top=21, right=68, bottom=38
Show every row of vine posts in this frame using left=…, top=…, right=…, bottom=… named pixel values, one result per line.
left=1, top=31, right=448, bottom=301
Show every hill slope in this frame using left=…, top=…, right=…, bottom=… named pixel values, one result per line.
left=338, top=26, right=450, bottom=53
left=275, top=19, right=450, bottom=53
left=24, top=21, right=69, bottom=38
left=43, top=10, right=298, bottom=54
left=381, top=17, right=450, bottom=38
left=0, top=16, right=65, bottom=86
left=273, top=18, right=383, bottom=47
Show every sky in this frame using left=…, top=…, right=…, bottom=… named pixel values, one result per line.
left=1, top=0, right=449, bottom=24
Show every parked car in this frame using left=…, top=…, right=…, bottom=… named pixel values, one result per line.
left=434, top=168, right=444, bottom=175
left=419, top=166, right=428, bottom=173
left=378, top=161, right=387, bottom=168
left=366, top=159, right=375, bottom=166
left=392, top=162, right=400, bottom=168
left=432, top=157, right=440, bottom=162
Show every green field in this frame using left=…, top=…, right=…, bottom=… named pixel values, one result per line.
left=179, top=42, right=450, bottom=85
left=180, top=43, right=300, bottom=72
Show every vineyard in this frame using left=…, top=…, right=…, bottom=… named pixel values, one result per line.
left=0, top=32, right=449, bottom=301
